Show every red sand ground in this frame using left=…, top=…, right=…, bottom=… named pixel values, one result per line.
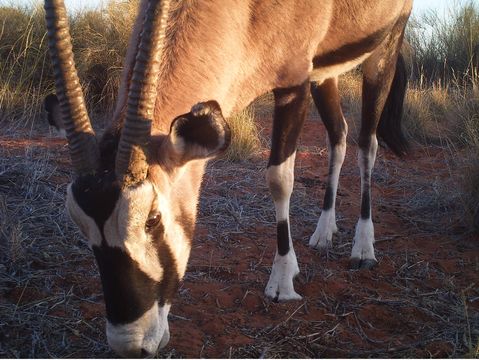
left=1, top=113, right=478, bottom=358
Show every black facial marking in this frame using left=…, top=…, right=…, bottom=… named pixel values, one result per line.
left=93, top=246, right=159, bottom=325
left=277, top=221, right=290, bottom=256
left=99, top=130, right=120, bottom=172
left=69, top=139, right=182, bottom=324
left=71, top=171, right=120, bottom=232
left=150, top=222, right=180, bottom=306
left=94, top=215, right=180, bottom=324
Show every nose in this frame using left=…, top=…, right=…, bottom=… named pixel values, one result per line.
left=107, top=335, right=162, bottom=358
left=106, top=302, right=171, bottom=357
left=108, top=343, right=157, bottom=359
left=107, top=322, right=170, bottom=358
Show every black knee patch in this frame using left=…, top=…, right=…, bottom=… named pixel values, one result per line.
left=360, top=186, right=371, bottom=220
left=277, top=221, right=290, bottom=256
left=323, top=184, right=334, bottom=210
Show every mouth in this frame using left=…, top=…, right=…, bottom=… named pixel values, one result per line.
left=140, top=321, right=170, bottom=357
left=158, top=326, right=170, bottom=349
left=106, top=302, right=171, bottom=358
left=107, top=327, right=169, bottom=358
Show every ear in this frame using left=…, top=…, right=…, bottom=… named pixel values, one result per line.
left=167, top=101, right=231, bottom=163
left=44, top=93, right=63, bottom=131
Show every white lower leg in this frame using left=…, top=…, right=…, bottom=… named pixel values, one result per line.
left=351, top=218, right=376, bottom=261
left=310, top=135, right=346, bottom=248
left=351, top=137, right=378, bottom=264
left=265, top=249, right=301, bottom=301
left=265, top=153, right=301, bottom=301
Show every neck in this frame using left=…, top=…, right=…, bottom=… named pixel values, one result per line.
left=151, top=0, right=264, bottom=134
left=112, top=0, right=320, bottom=136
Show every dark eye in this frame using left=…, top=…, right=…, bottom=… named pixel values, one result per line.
left=145, top=214, right=161, bottom=230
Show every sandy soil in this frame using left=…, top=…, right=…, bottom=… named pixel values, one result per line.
left=0, top=112, right=478, bottom=358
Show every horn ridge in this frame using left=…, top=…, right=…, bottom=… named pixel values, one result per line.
left=45, top=0, right=99, bottom=175
left=115, top=0, right=171, bottom=187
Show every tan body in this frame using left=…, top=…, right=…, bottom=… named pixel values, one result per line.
left=113, top=0, right=412, bottom=132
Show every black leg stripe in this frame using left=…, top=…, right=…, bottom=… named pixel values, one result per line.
left=323, top=185, right=334, bottom=211
left=360, top=184, right=371, bottom=219
left=277, top=221, right=290, bottom=256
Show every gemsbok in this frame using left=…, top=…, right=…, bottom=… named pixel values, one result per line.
left=44, top=0, right=412, bottom=356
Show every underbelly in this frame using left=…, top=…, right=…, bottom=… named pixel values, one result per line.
left=309, top=52, right=371, bottom=84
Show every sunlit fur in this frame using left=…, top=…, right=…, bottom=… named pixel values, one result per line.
left=54, top=0, right=413, bottom=356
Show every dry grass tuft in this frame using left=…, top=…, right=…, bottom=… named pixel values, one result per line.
left=223, top=107, right=263, bottom=162
left=403, top=78, right=479, bottom=146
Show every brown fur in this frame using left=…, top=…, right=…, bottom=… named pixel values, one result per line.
left=111, top=0, right=413, bottom=135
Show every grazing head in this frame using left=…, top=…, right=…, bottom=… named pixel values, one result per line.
left=44, top=0, right=229, bottom=357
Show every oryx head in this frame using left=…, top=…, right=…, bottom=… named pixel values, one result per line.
left=44, top=0, right=229, bottom=356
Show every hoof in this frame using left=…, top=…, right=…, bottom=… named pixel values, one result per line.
left=265, top=285, right=302, bottom=302
left=270, top=291, right=303, bottom=302
left=308, top=238, right=332, bottom=251
left=309, top=210, right=337, bottom=250
left=349, top=257, right=378, bottom=270
left=265, top=251, right=301, bottom=302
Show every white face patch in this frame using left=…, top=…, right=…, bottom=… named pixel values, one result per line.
left=67, top=178, right=192, bottom=283
left=107, top=301, right=171, bottom=357
left=104, top=180, right=191, bottom=281
left=104, top=182, right=165, bottom=282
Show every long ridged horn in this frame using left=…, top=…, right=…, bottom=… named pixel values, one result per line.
left=44, top=0, right=99, bottom=175
left=115, top=0, right=171, bottom=186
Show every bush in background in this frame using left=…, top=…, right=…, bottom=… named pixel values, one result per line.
left=406, top=1, right=479, bottom=84
left=405, top=1, right=479, bottom=231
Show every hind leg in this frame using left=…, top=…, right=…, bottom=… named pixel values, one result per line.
left=265, top=80, right=309, bottom=301
left=309, top=77, right=347, bottom=249
left=350, top=31, right=405, bottom=269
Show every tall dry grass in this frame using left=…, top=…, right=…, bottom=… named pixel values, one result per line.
left=224, top=106, right=263, bottom=161
left=406, top=1, right=479, bottom=84
left=406, top=2, right=479, bottom=232
left=0, top=1, right=138, bottom=126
